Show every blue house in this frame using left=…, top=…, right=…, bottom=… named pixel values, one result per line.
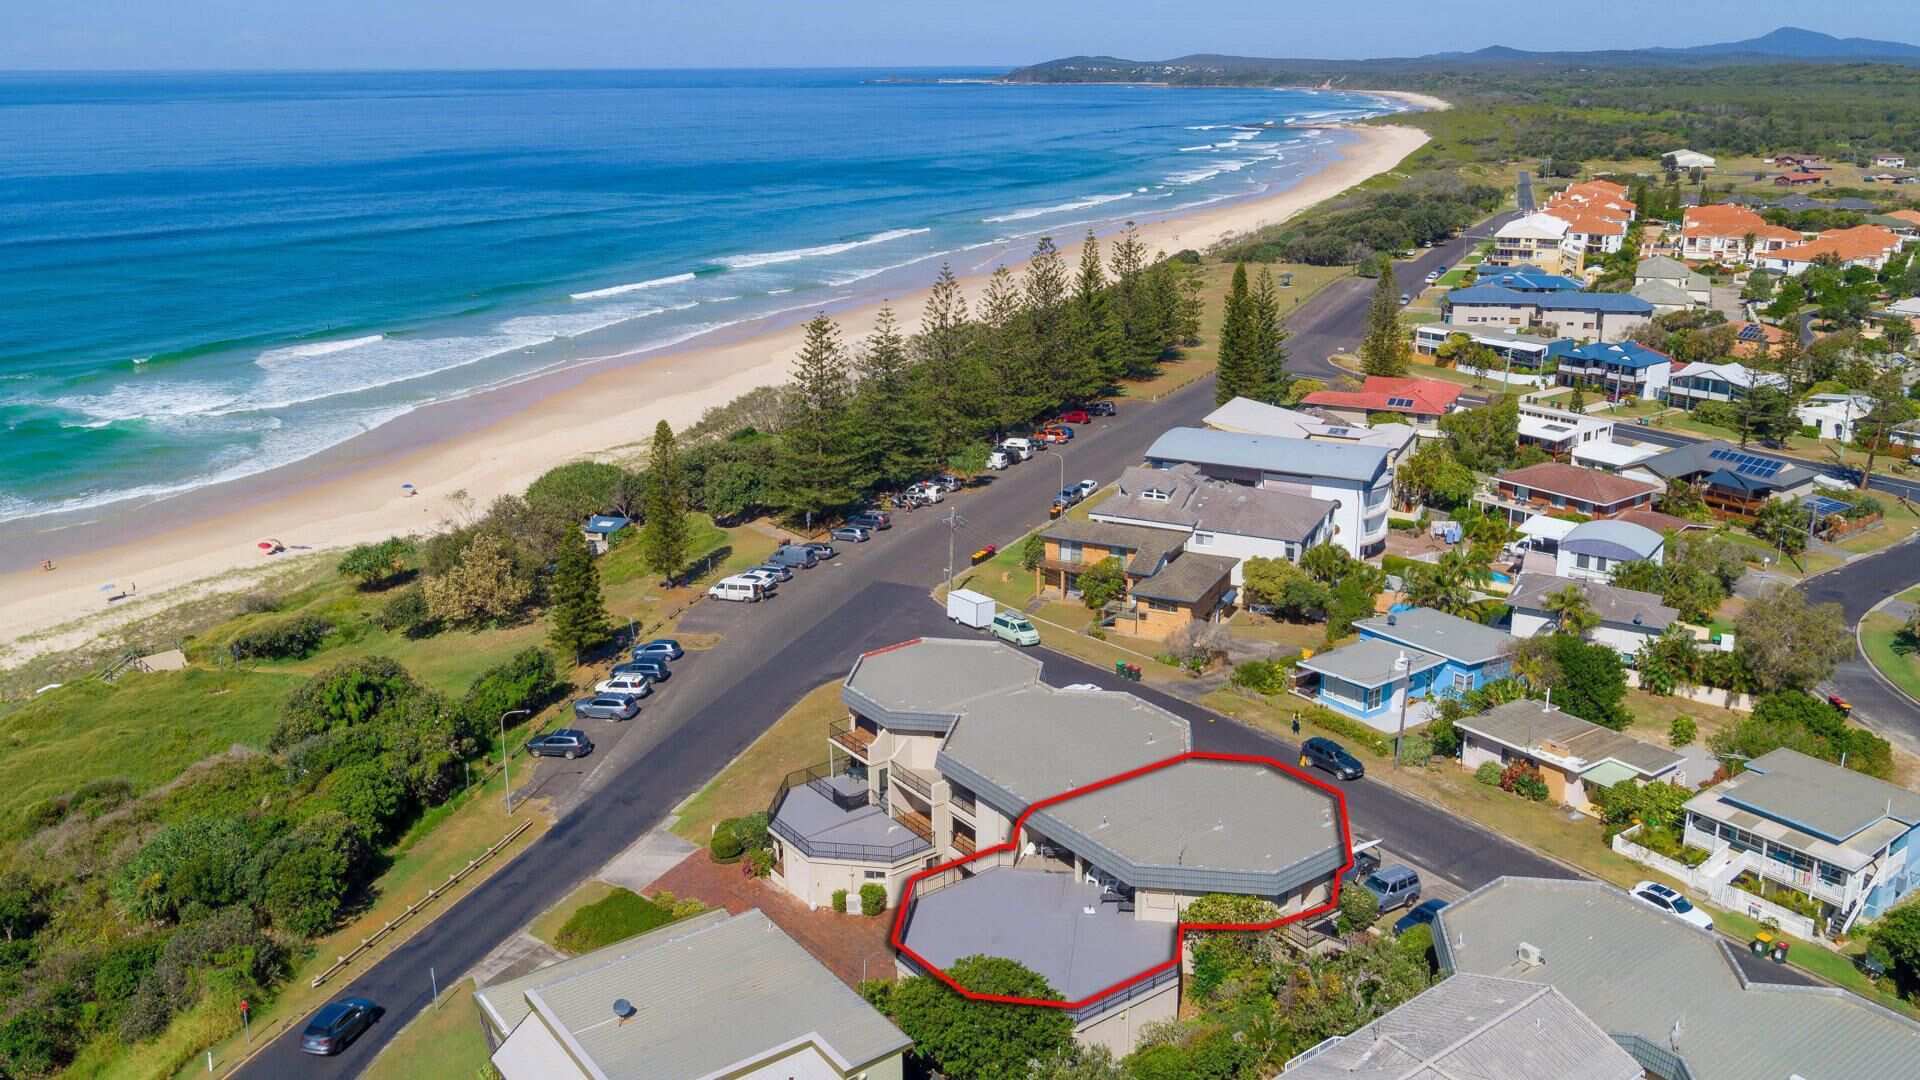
left=1296, top=608, right=1513, bottom=732
left=1551, top=341, right=1675, bottom=401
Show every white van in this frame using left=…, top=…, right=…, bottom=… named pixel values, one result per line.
left=908, top=483, right=944, bottom=504
left=1001, top=438, right=1033, bottom=460
left=707, top=576, right=766, bottom=602
left=987, top=450, right=1012, bottom=470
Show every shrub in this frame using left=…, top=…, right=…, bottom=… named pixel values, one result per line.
left=112, top=816, right=256, bottom=923
left=1229, top=659, right=1291, bottom=696
left=1397, top=733, right=1434, bottom=766
left=730, top=810, right=771, bottom=852
left=1305, top=708, right=1394, bottom=756
left=255, top=811, right=370, bottom=938
left=1337, top=884, right=1379, bottom=933
left=271, top=656, right=422, bottom=750
left=832, top=888, right=849, bottom=914
left=337, top=536, right=415, bottom=588
left=1499, top=761, right=1550, bottom=801
left=118, top=907, right=286, bottom=1043
left=554, top=888, right=676, bottom=954
left=1670, top=715, right=1697, bottom=747
left=649, top=891, right=709, bottom=920
left=458, top=647, right=559, bottom=743
left=377, top=585, right=438, bottom=637
left=231, top=614, right=332, bottom=660
left=1398, top=923, right=1435, bottom=971
left=860, top=883, right=888, bottom=916
left=709, top=822, right=744, bottom=863
left=744, top=849, right=774, bottom=877
left=1473, top=761, right=1503, bottom=786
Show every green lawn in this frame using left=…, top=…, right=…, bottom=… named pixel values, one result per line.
left=1861, top=611, right=1920, bottom=707
left=1596, top=398, right=1670, bottom=419
left=553, top=887, right=679, bottom=954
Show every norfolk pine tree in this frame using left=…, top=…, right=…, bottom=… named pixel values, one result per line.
left=549, top=539, right=612, bottom=661
left=777, top=314, right=859, bottom=524
left=1250, top=267, right=1291, bottom=402
left=915, top=263, right=978, bottom=465
left=640, top=420, right=691, bottom=585
left=1358, top=268, right=1410, bottom=377
left=852, top=306, right=929, bottom=487
left=1214, top=263, right=1257, bottom=404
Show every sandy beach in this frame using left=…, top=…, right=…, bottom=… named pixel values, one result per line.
left=0, top=121, right=1429, bottom=659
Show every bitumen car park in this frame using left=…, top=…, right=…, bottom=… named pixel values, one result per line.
left=1301, top=736, right=1365, bottom=780
left=299, top=998, right=377, bottom=1056
left=572, top=694, right=641, bottom=721
left=526, top=730, right=595, bottom=759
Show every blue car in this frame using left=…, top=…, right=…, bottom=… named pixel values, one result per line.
left=632, top=639, right=684, bottom=662
left=1394, top=898, right=1448, bottom=936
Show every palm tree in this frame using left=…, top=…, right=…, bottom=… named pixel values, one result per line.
left=1405, top=563, right=1474, bottom=618
left=1542, top=585, right=1599, bottom=637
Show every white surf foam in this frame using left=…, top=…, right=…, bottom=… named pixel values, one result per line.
left=719, top=228, right=930, bottom=269
left=254, top=334, right=385, bottom=366
left=570, top=272, right=696, bottom=300
left=982, top=192, right=1132, bottom=224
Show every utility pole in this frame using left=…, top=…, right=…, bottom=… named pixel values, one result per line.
left=1392, top=652, right=1411, bottom=768
left=944, top=512, right=967, bottom=593
left=500, top=708, right=529, bottom=814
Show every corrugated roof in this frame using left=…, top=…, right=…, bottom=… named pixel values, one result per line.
left=1456, top=698, right=1684, bottom=777
left=1357, top=607, right=1514, bottom=665
left=1098, top=463, right=1335, bottom=542
left=477, top=909, right=908, bottom=1078
left=1445, top=285, right=1654, bottom=314
left=1561, top=520, right=1665, bottom=561
left=1144, top=427, right=1390, bottom=485
left=1297, top=637, right=1446, bottom=687
left=1638, top=440, right=1817, bottom=490
left=1283, top=973, right=1642, bottom=1080
left=1555, top=341, right=1674, bottom=370
left=1631, top=278, right=1696, bottom=307
left=1201, top=397, right=1416, bottom=451
left=1435, top=878, right=1920, bottom=1080
left=1506, top=573, right=1676, bottom=632
left=1715, top=748, right=1920, bottom=842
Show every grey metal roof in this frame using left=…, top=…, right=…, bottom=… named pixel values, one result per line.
left=1434, top=877, right=1920, bottom=1080
left=1145, top=427, right=1390, bottom=485
left=1711, top=748, right=1920, bottom=843
left=1560, top=520, right=1664, bottom=562
left=1638, top=440, right=1818, bottom=490
left=1357, top=607, right=1514, bottom=666
left=1455, top=699, right=1684, bottom=778
left=1297, top=638, right=1446, bottom=688
left=1629, top=278, right=1696, bottom=308
left=1202, top=398, right=1417, bottom=452
left=1128, top=552, right=1237, bottom=605
left=898, top=867, right=1175, bottom=1004
left=1283, top=973, right=1642, bottom=1080
left=1506, top=573, right=1676, bottom=633
left=475, top=908, right=909, bottom=1079
left=1445, top=284, right=1654, bottom=314
left=1033, top=758, right=1345, bottom=894
left=842, top=638, right=1042, bottom=734
left=769, top=775, right=933, bottom=864
left=1038, top=516, right=1183, bottom=575
left=1100, top=463, right=1336, bottom=542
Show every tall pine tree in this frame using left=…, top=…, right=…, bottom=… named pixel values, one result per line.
left=1107, top=223, right=1162, bottom=379
left=916, top=264, right=976, bottom=466
left=1021, top=236, right=1082, bottom=404
left=1357, top=269, right=1410, bottom=377
left=1214, top=263, right=1257, bottom=404
left=980, top=265, right=1039, bottom=433
left=548, top=539, right=611, bottom=662
left=1250, top=267, right=1292, bottom=403
left=640, top=420, right=690, bottom=585
left=777, top=314, right=859, bottom=525
left=852, top=306, right=929, bottom=486
left=1072, top=231, right=1126, bottom=391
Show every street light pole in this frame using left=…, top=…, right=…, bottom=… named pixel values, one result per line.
left=500, top=708, right=529, bottom=813
left=1392, top=651, right=1410, bottom=768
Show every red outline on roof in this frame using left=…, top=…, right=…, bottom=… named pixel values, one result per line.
left=888, top=750, right=1354, bottom=1010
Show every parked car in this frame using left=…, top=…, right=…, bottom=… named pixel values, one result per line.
left=526, top=730, right=595, bottom=759
left=932, top=474, right=962, bottom=492
left=633, top=639, right=684, bottom=661
left=1057, top=409, right=1091, bottom=425
left=1826, top=692, right=1852, bottom=715
left=1361, top=865, right=1422, bottom=913
left=1398, top=293, right=1411, bottom=306
left=613, top=658, right=670, bottom=683
left=1034, top=427, right=1069, bottom=444
left=707, top=576, right=767, bottom=602
left=594, top=673, right=653, bottom=697
left=573, top=694, right=640, bottom=721
left=1053, top=487, right=1083, bottom=510
left=831, top=525, right=871, bottom=543
left=752, top=561, right=793, bottom=582
left=906, top=483, right=945, bottom=504
left=769, top=545, right=818, bottom=569
left=1301, top=736, right=1365, bottom=781
left=300, top=998, right=377, bottom=1057
left=1423, top=270, right=1440, bottom=284
left=1436, top=264, right=1449, bottom=273
left=1000, top=437, right=1034, bottom=459
left=1085, top=401, right=1117, bottom=416
left=802, top=541, right=836, bottom=559
left=1393, top=898, right=1448, bottom=935
left=1072, top=479, right=1099, bottom=499
left=736, top=568, right=783, bottom=589
left=850, top=510, right=892, bottom=531
left=987, top=450, right=1013, bottom=470
left=989, top=610, right=1040, bottom=646
left=1048, top=425, right=1075, bottom=441
left=1630, top=881, right=1714, bottom=932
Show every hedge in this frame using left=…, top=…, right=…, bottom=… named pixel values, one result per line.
left=231, top=614, right=332, bottom=660
left=859, top=883, right=888, bottom=916
left=832, top=889, right=849, bottom=914
left=554, top=889, right=677, bottom=954
left=1300, top=706, right=1394, bottom=757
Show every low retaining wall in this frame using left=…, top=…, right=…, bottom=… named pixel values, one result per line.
left=1611, top=826, right=1820, bottom=940
left=1623, top=670, right=1753, bottom=712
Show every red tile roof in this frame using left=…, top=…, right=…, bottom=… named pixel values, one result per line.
left=1495, top=461, right=1660, bottom=506
left=1768, top=224, right=1902, bottom=264
left=1300, top=376, right=1464, bottom=416
left=1885, top=209, right=1920, bottom=228
left=1615, top=508, right=1713, bottom=533
left=1680, top=204, right=1767, bottom=238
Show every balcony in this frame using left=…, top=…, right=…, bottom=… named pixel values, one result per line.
left=828, top=716, right=876, bottom=762
left=953, top=832, right=977, bottom=857
left=891, top=763, right=941, bottom=804
left=893, top=808, right=935, bottom=844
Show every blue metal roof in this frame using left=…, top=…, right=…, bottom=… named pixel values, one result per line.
left=1445, top=284, right=1654, bottom=314
left=585, top=515, right=632, bottom=533
left=1554, top=341, right=1673, bottom=370
left=1479, top=270, right=1584, bottom=293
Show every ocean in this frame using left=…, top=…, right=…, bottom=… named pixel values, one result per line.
left=0, top=69, right=1398, bottom=523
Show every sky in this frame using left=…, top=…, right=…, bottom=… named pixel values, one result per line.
left=4, top=1, right=1919, bottom=70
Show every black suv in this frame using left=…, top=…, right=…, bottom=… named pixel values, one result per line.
left=1302, top=736, right=1365, bottom=780
left=526, top=730, right=594, bottom=759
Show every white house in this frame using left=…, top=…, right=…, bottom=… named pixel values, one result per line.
left=1490, top=212, right=1572, bottom=271
left=1143, top=427, right=1394, bottom=558
left=1555, top=520, right=1665, bottom=583
left=1873, top=154, right=1907, bottom=169
left=1506, top=572, right=1678, bottom=659
left=1798, top=393, right=1876, bottom=442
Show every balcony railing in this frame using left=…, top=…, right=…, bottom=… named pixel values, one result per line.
left=893, top=808, right=935, bottom=844
left=828, top=716, right=876, bottom=761
left=768, top=762, right=932, bottom=864
left=953, top=832, right=976, bottom=857
left=891, top=763, right=940, bottom=803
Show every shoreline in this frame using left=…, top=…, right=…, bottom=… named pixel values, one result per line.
left=0, top=121, right=1431, bottom=661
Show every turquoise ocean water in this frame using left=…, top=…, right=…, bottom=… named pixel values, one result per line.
left=0, top=69, right=1398, bottom=522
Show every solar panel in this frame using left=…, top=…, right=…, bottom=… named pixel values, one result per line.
left=1708, top=447, right=1784, bottom=478
left=1806, top=496, right=1851, bottom=517
left=1737, top=324, right=1767, bottom=341
left=1387, top=397, right=1416, bottom=408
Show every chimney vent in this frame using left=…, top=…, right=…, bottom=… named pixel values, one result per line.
left=613, top=999, right=637, bottom=1022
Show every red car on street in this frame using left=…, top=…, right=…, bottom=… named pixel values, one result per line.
left=1057, top=409, right=1091, bottom=425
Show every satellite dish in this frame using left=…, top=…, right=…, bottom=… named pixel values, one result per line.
left=613, top=999, right=637, bottom=1020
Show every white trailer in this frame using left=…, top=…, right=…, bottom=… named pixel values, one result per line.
left=945, top=588, right=996, bottom=629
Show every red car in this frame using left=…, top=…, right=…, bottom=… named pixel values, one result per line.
left=1057, top=409, right=1091, bottom=425
left=1827, top=693, right=1852, bottom=715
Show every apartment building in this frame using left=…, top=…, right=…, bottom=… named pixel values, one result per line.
left=773, top=639, right=1348, bottom=1054
left=1441, top=285, right=1653, bottom=343
left=1553, top=341, right=1674, bottom=401
left=1756, top=224, right=1905, bottom=275
left=1676, top=203, right=1802, bottom=264
left=1488, top=212, right=1572, bottom=270
left=1143, top=427, right=1394, bottom=557
left=1513, top=401, right=1616, bottom=459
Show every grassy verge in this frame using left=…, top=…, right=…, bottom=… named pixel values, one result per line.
left=1596, top=398, right=1670, bottom=419
left=670, top=681, right=844, bottom=844
left=360, top=980, right=492, bottom=1080
left=1861, top=610, right=1920, bottom=707
left=552, top=887, right=679, bottom=954
left=529, top=880, right=622, bottom=945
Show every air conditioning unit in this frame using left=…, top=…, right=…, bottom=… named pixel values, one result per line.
left=1516, top=942, right=1545, bottom=967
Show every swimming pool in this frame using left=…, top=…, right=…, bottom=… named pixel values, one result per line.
left=1488, top=571, right=1514, bottom=584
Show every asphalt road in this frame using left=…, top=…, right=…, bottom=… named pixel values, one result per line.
left=246, top=216, right=1557, bottom=1078
left=1802, top=534, right=1920, bottom=756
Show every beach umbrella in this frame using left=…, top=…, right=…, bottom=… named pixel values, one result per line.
left=256, top=538, right=283, bottom=553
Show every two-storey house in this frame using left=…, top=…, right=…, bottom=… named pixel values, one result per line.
left=1551, top=341, right=1674, bottom=401
left=1142, top=427, right=1394, bottom=558
left=1476, top=461, right=1659, bottom=525
left=1295, top=608, right=1513, bottom=732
